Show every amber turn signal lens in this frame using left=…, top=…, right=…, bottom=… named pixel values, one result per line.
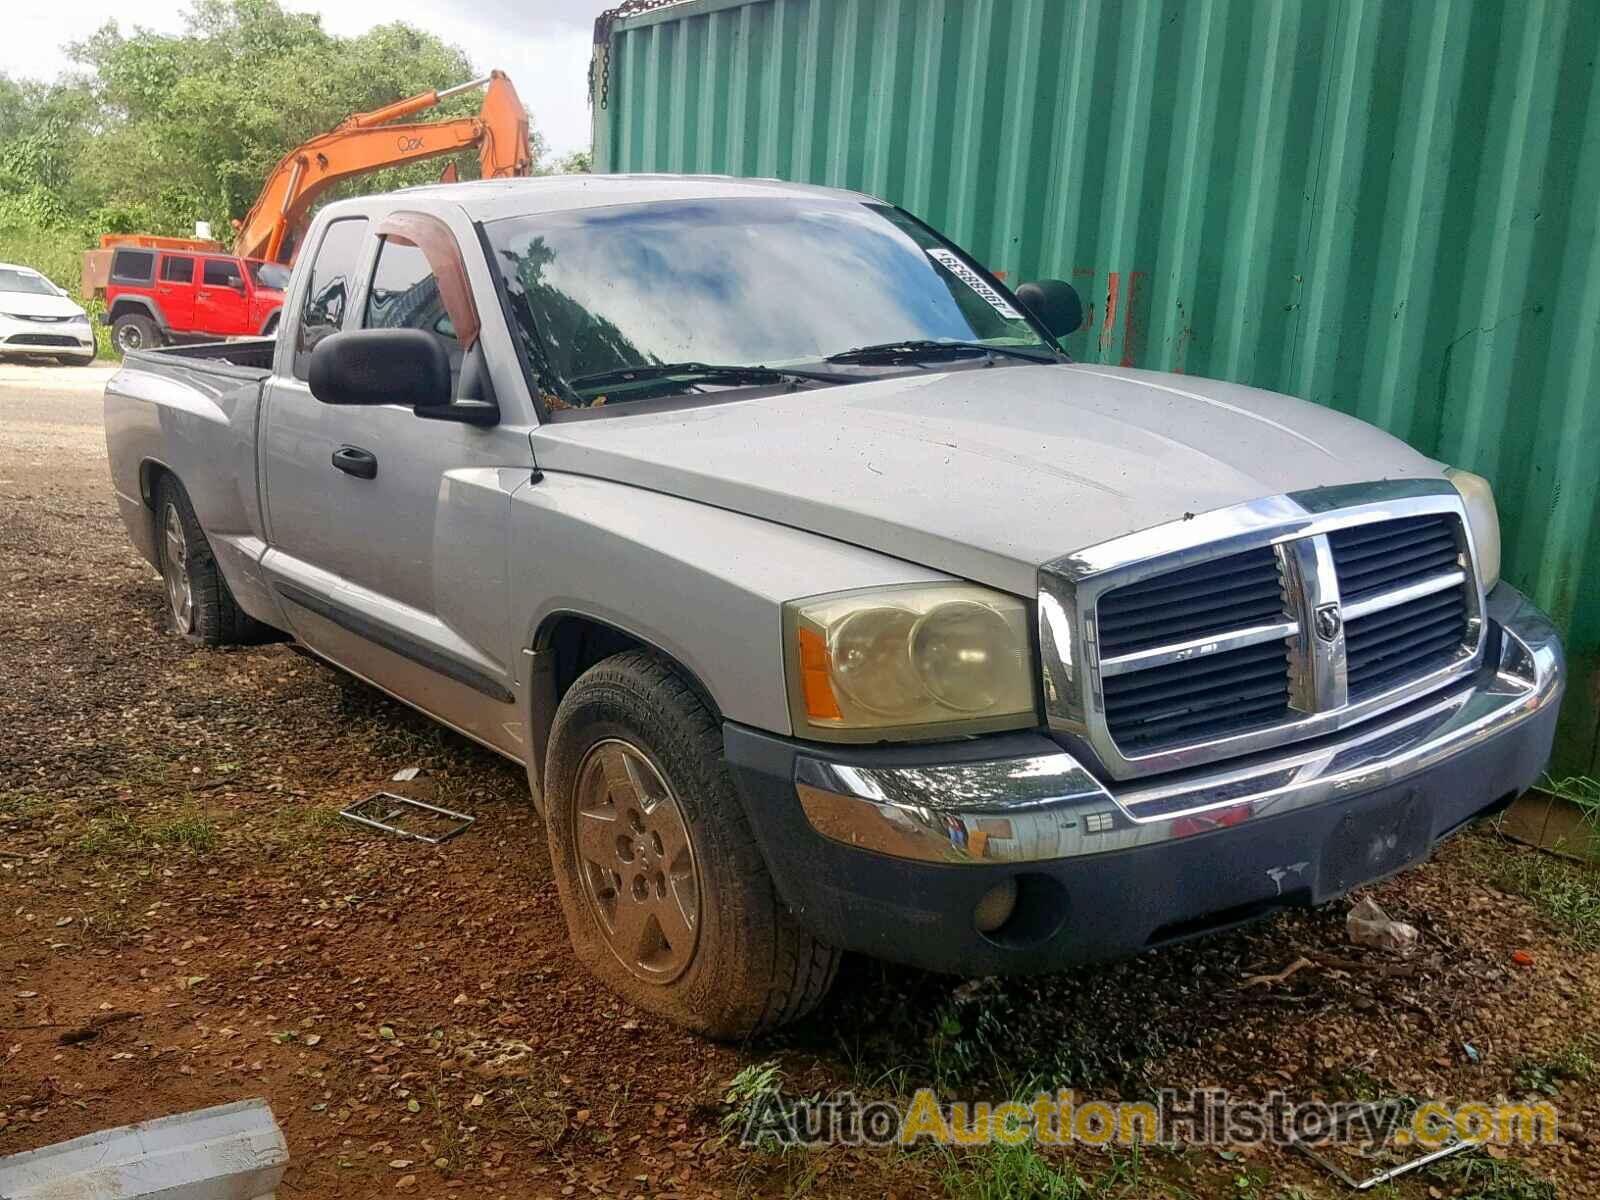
left=797, top=626, right=842, bottom=720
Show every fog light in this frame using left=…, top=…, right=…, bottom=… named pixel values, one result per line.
left=972, top=878, right=1019, bottom=934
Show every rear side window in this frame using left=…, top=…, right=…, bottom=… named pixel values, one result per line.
left=202, top=259, right=242, bottom=288
left=110, top=250, right=155, bottom=285
left=294, top=218, right=369, bottom=379
left=365, top=239, right=458, bottom=342
left=160, top=256, right=194, bottom=284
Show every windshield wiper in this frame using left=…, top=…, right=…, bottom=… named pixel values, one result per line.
left=824, top=339, right=1057, bottom=366
left=568, top=361, right=856, bottom=393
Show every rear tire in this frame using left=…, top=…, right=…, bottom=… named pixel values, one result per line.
left=154, top=475, right=275, bottom=646
left=112, top=313, right=160, bottom=356
left=545, top=650, right=839, bottom=1039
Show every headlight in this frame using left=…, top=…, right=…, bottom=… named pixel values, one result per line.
left=1445, top=467, right=1500, bottom=591
left=784, top=583, right=1036, bottom=740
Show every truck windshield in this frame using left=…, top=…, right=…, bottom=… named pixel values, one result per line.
left=483, top=197, right=1053, bottom=408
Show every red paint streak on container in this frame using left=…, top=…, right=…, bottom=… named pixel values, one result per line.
left=1120, top=270, right=1147, bottom=368
left=1099, top=271, right=1120, bottom=359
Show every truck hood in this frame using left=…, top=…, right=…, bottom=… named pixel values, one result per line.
left=530, top=363, right=1445, bottom=596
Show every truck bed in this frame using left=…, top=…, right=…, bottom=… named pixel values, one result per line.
left=125, top=337, right=277, bottom=377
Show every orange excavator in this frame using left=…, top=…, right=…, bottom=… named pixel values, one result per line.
left=232, top=70, right=531, bottom=264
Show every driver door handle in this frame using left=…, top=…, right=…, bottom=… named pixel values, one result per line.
left=331, top=445, right=377, bottom=479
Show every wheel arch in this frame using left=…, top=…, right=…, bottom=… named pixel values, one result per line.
left=524, top=609, right=725, bottom=809
left=107, top=296, right=169, bottom=332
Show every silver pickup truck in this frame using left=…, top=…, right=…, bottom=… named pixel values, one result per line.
left=105, top=176, right=1564, bottom=1038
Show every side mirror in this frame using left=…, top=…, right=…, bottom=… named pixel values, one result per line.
left=307, top=328, right=499, bottom=426
left=1014, top=279, right=1085, bottom=340
left=309, top=329, right=451, bottom=409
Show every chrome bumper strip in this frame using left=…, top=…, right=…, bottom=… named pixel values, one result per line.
left=792, top=584, right=1562, bottom=865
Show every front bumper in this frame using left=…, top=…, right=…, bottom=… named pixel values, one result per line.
left=724, top=584, right=1563, bottom=975
left=0, top=320, right=95, bottom=356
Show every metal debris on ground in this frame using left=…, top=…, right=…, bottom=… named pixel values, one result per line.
left=1289, top=1099, right=1473, bottom=1189
left=1345, top=896, right=1420, bottom=956
left=339, top=791, right=475, bottom=844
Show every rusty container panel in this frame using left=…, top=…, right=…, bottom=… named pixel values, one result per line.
left=594, top=0, right=1600, bottom=773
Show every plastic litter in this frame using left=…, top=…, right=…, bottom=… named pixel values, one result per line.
left=1345, top=896, right=1420, bottom=956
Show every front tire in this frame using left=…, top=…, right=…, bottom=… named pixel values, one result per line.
left=154, top=475, right=273, bottom=646
left=545, top=651, right=839, bottom=1039
left=112, top=313, right=160, bottom=356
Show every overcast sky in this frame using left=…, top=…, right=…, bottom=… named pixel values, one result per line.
left=2, top=0, right=614, bottom=158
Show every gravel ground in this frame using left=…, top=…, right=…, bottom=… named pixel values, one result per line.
left=1, top=367, right=1596, bottom=1199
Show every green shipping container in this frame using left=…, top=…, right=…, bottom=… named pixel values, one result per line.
left=592, top=0, right=1600, bottom=774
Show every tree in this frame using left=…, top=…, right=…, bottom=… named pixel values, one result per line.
left=0, top=0, right=545, bottom=246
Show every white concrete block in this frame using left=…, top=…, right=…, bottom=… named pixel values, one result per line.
left=0, top=1098, right=287, bottom=1200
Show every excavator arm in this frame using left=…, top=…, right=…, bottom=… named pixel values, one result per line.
left=233, top=71, right=530, bottom=264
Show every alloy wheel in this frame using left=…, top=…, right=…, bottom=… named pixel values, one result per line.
left=162, top=503, right=194, bottom=633
left=572, top=738, right=701, bottom=984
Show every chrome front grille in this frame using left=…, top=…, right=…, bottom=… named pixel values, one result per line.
left=1344, top=585, right=1470, bottom=699
left=1098, top=547, right=1292, bottom=752
left=1097, top=546, right=1286, bottom=656
left=1328, top=513, right=1460, bottom=601
left=1038, top=481, right=1487, bottom=781
left=1331, top=513, right=1472, bottom=700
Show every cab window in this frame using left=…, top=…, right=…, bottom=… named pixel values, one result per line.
left=109, top=250, right=155, bottom=285
left=294, top=217, right=369, bottom=379
left=160, top=256, right=195, bottom=284
left=365, top=239, right=458, bottom=343
left=364, top=237, right=461, bottom=390
left=203, top=259, right=243, bottom=289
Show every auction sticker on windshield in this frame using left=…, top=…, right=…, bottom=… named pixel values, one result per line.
left=926, top=248, right=1022, bottom=320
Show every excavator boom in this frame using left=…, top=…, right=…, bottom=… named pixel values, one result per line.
left=233, top=71, right=530, bottom=264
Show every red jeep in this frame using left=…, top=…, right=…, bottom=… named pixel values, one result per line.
left=105, top=247, right=288, bottom=355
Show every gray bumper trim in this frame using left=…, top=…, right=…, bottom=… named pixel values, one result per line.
left=793, top=583, right=1563, bottom=865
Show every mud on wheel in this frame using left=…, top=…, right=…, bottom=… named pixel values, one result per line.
left=545, top=650, right=839, bottom=1039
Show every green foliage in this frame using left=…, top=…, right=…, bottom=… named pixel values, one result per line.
left=1544, top=774, right=1600, bottom=823
left=1480, top=839, right=1600, bottom=950
left=0, top=0, right=556, bottom=338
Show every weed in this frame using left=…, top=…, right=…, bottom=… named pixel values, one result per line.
left=1476, top=841, right=1600, bottom=949
left=722, top=1060, right=788, bottom=1150
left=1543, top=774, right=1600, bottom=823
left=925, top=979, right=1166, bottom=1097
left=76, top=807, right=217, bottom=859
left=1422, top=1149, right=1556, bottom=1200
left=152, top=812, right=217, bottom=854
left=0, top=790, right=49, bottom=821
left=938, top=1142, right=1148, bottom=1200
left=939, top=1144, right=1089, bottom=1200
left=1511, top=1037, right=1596, bottom=1096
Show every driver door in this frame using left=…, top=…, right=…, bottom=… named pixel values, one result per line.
left=259, top=212, right=533, bottom=758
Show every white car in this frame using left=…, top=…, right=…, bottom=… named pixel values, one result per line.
left=0, top=263, right=97, bottom=365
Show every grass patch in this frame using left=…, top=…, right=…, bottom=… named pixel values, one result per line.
left=938, top=1144, right=1147, bottom=1200
left=76, top=807, right=218, bottom=859
left=1543, top=774, right=1600, bottom=823
left=1511, top=1036, right=1597, bottom=1096
left=1422, top=1149, right=1556, bottom=1200
left=923, top=979, right=1167, bottom=1097
left=1476, top=840, right=1600, bottom=950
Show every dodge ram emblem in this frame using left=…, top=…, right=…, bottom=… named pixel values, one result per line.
left=1314, top=603, right=1343, bottom=641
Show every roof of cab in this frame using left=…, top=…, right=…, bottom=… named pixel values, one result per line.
left=318, top=173, right=878, bottom=225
